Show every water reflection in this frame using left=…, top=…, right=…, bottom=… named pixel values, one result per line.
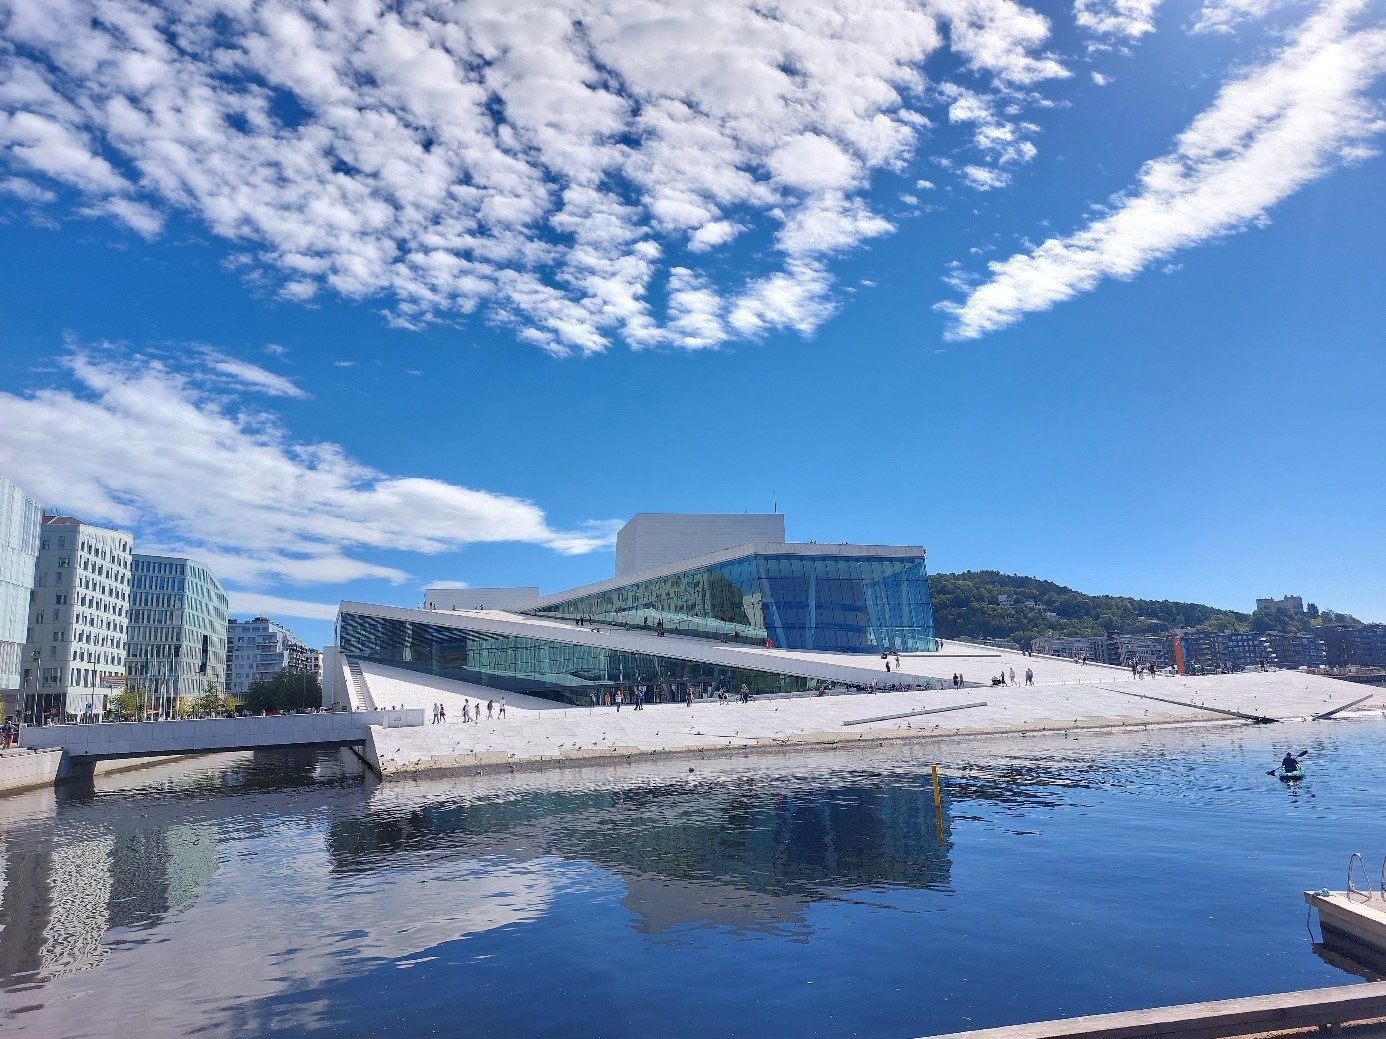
left=3, top=723, right=1380, bottom=1039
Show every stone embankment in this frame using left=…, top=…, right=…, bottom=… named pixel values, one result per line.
left=0, top=747, right=63, bottom=793
left=360, top=664, right=1381, bottom=780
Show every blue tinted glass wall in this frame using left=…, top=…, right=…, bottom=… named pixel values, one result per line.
left=530, top=553, right=937, bottom=653
left=339, top=612, right=814, bottom=705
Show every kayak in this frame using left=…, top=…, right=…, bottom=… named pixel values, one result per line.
left=1276, top=767, right=1306, bottom=781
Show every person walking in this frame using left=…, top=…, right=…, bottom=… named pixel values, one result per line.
left=1025, top=667, right=1034, bottom=686
left=431, top=702, right=439, bottom=724
left=615, top=689, right=623, bottom=712
left=462, top=701, right=471, bottom=723
left=1008, top=667, right=1015, bottom=686
left=589, top=691, right=597, bottom=712
left=487, top=699, right=494, bottom=719
left=499, top=698, right=506, bottom=718
left=439, top=704, right=446, bottom=723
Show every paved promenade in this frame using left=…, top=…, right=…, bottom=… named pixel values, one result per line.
left=357, top=660, right=1381, bottom=778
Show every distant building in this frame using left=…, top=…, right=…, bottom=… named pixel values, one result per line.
left=1261, top=631, right=1328, bottom=670
left=226, top=616, right=320, bottom=697
left=126, top=554, right=229, bottom=710
left=0, top=475, right=42, bottom=712
left=1114, top=635, right=1174, bottom=669
left=19, top=516, right=133, bottom=723
left=1255, top=595, right=1304, bottom=614
left=1315, top=625, right=1386, bottom=668
left=1033, top=635, right=1114, bottom=663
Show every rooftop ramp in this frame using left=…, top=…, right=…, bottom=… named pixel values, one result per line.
left=357, top=659, right=1379, bottom=778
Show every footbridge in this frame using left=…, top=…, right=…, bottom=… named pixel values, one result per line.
left=20, top=709, right=424, bottom=764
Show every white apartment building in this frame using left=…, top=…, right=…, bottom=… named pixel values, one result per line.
left=226, top=616, right=320, bottom=697
left=126, top=554, right=230, bottom=712
left=0, top=475, right=42, bottom=714
left=20, top=516, right=133, bottom=723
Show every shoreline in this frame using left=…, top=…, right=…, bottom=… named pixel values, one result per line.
left=366, top=711, right=1246, bottom=782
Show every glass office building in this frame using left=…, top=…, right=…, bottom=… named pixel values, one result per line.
left=339, top=612, right=814, bottom=705
left=126, top=554, right=229, bottom=711
left=0, top=476, right=42, bottom=699
left=531, top=551, right=937, bottom=653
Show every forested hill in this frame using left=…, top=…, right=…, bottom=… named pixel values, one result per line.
left=929, top=571, right=1361, bottom=648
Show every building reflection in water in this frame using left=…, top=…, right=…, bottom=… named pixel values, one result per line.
left=328, top=775, right=956, bottom=933
left=0, top=821, right=219, bottom=987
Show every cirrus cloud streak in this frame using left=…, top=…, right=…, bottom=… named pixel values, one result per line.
left=940, top=0, right=1386, bottom=340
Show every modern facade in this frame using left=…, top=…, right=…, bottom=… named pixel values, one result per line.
left=19, top=516, right=133, bottom=723
left=337, top=514, right=938, bottom=706
left=0, top=475, right=42, bottom=711
left=126, top=554, right=229, bottom=712
left=531, top=543, right=935, bottom=654
left=226, top=616, right=321, bottom=697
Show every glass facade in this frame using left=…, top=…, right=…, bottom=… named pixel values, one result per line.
left=530, top=552, right=937, bottom=653
left=126, top=554, right=229, bottom=707
left=339, top=612, right=815, bottom=706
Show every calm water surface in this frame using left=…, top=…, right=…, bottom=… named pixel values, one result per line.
left=3, top=718, right=1385, bottom=1038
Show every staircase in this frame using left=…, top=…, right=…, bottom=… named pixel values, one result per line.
left=345, top=658, right=375, bottom=710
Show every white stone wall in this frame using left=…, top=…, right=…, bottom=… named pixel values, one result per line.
left=615, top=513, right=785, bottom=578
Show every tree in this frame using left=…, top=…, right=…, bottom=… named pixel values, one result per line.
left=194, top=681, right=230, bottom=717
left=1306, top=603, right=1320, bottom=618
left=244, top=668, right=323, bottom=713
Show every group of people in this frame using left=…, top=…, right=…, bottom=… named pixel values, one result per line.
left=586, top=681, right=755, bottom=711
left=969, top=666, right=1036, bottom=688
left=429, top=698, right=505, bottom=724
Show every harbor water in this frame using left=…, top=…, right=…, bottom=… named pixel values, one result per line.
left=2, top=717, right=1385, bottom=1038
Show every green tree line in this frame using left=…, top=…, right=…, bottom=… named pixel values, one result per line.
left=930, top=571, right=1362, bottom=649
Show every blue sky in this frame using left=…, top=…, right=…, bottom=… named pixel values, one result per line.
left=2, top=0, right=1384, bottom=649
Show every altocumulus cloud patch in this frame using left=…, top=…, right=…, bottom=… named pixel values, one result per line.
left=0, top=0, right=1068, bottom=354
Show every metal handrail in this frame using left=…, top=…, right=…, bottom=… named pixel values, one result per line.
left=1348, top=852, right=1373, bottom=903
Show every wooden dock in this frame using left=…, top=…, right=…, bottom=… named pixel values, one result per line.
left=920, top=982, right=1386, bottom=1039
left=1306, top=891, right=1386, bottom=974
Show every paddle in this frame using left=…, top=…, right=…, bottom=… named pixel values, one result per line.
left=1267, top=750, right=1309, bottom=776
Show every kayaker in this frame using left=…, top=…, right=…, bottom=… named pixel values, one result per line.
left=1281, top=752, right=1300, bottom=773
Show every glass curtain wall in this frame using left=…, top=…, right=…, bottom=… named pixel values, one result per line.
left=530, top=553, right=937, bottom=653
left=339, top=613, right=814, bottom=705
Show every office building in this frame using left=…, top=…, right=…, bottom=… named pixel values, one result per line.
left=19, top=516, right=132, bottom=723
left=0, top=475, right=42, bottom=713
left=226, top=616, right=320, bottom=697
left=126, top=554, right=229, bottom=712
left=335, top=513, right=936, bottom=706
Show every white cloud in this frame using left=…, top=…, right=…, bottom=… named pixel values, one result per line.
left=0, top=349, right=618, bottom=587
left=1074, top=0, right=1163, bottom=38
left=1092, top=71, right=1113, bottom=85
left=0, top=0, right=1068, bottom=353
left=940, top=0, right=1386, bottom=339
left=1193, top=0, right=1292, bottom=32
left=205, top=353, right=308, bottom=398
left=225, top=591, right=338, bottom=621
